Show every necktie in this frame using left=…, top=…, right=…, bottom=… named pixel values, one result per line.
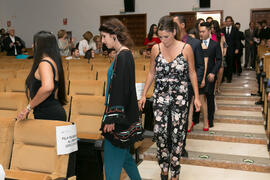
left=227, top=27, right=230, bottom=34
left=203, top=40, right=208, bottom=47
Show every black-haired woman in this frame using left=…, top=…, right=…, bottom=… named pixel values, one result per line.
left=144, top=24, right=161, bottom=50
left=99, top=18, right=143, bottom=180
left=17, top=31, right=67, bottom=121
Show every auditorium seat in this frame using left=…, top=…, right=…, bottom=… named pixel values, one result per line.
left=0, top=79, right=6, bottom=92
left=0, top=118, right=15, bottom=169
left=96, top=70, right=108, bottom=83
left=91, top=63, right=110, bottom=71
left=69, top=80, right=104, bottom=96
left=70, top=95, right=105, bottom=140
left=0, top=70, right=16, bottom=79
left=5, top=78, right=26, bottom=93
left=15, top=69, right=30, bottom=80
left=68, top=71, right=97, bottom=81
left=5, top=119, right=73, bottom=179
left=135, top=70, right=148, bottom=83
left=0, top=92, right=28, bottom=118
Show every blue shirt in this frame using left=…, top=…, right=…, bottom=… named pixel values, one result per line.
left=105, top=60, right=115, bottom=105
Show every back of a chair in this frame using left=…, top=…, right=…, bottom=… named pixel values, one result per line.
left=68, top=71, right=97, bottom=81
left=69, top=80, right=104, bottom=96
left=135, top=70, right=148, bottom=83
left=0, top=118, right=15, bottom=168
left=15, top=69, right=30, bottom=80
left=70, top=95, right=105, bottom=139
left=10, top=119, right=72, bottom=178
left=0, top=79, right=6, bottom=92
left=0, top=92, right=27, bottom=118
left=96, top=70, right=107, bottom=82
left=91, top=63, right=110, bottom=71
left=0, top=70, right=16, bottom=80
left=5, top=78, right=26, bottom=93
left=265, top=55, right=270, bottom=78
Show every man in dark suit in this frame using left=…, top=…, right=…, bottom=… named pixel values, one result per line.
left=221, top=16, right=240, bottom=82
left=260, top=20, right=270, bottom=40
left=235, top=22, right=244, bottom=75
left=173, top=15, right=205, bottom=157
left=199, top=22, right=222, bottom=128
left=244, top=22, right=256, bottom=69
left=3, top=28, right=25, bottom=56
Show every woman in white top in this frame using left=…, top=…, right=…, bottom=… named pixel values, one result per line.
left=78, top=31, right=96, bottom=56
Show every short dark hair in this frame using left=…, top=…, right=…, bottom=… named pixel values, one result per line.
left=71, top=48, right=78, bottom=54
left=235, top=22, right=241, bottom=26
left=174, top=15, right=186, bottom=25
left=206, top=17, right=213, bottom=21
left=225, top=16, right=233, bottom=22
left=200, top=22, right=211, bottom=30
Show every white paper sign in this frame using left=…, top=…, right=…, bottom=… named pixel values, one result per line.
left=136, top=83, right=145, bottom=100
left=56, top=124, right=78, bottom=155
left=0, top=164, right=5, bottom=180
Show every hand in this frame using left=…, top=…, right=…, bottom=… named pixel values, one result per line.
left=200, top=80, right=205, bottom=88
left=207, top=73, right=215, bottom=82
left=9, top=42, right=14, bottom=47
left=194, top=97, right=201, bottom=112
left=17, top=108, right=30, bottom=121
left=138, top=96, right=146, bottom=111
left=235, top=49, right=239, bottom=54
left=103, top=124, right=115, bottom=133
left=16, top=41, right=21, bottom=46
left=268, top=93, right=270, bottom=101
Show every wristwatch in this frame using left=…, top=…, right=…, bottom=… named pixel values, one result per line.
left=26, top=104, right=32, bottom=111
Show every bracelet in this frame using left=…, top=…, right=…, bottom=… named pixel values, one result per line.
left=26, top=104, right=32, bottom=111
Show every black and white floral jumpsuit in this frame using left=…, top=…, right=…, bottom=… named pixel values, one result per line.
left=153, top=44, right=189, bottom=177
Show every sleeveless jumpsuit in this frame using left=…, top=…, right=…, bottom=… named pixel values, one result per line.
left=153, top=44, right=189, bottom=177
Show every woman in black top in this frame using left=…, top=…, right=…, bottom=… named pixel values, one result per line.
left=99, top=18, right=143, bottom=180
left=17, top=31, right=67, bottom=121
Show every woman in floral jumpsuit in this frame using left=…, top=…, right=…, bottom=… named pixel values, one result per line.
left=139, top=16, right=200, bottom=180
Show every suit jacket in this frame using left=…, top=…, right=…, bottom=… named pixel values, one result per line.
left=3, top=36, right=25, bottom=56
left=260, top=27, right=270, bottom=40
left=244, top=28, right=255, bottom=47
left=186, top=36, right=205, bottom=86
left=205, top=39, right=222, bottom=94
left=206, top=39, right=222, bottom=76
left=222, top=26, right=240, bottom=56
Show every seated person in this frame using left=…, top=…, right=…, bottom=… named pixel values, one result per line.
left=3, top=28, right=25, bottom=56
left=107, top=48, right=116, bottom=60
left=139, top=48, right=151, bottom=58
left=93, top=35, right=103, bottom=54
left=65, top=48, right=80, bottom=60
left=78, top=31, right=95, bottom=56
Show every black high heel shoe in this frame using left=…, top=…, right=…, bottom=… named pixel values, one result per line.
left=160, top=174, right=168, bottom=180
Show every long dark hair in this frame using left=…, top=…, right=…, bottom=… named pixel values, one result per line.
left=211, top=20, right=221, bottom=42
left=148, top=24, right=157, bottom=41
left=25, top=31, right=67, bottom=105
left=99, top=18, right=134, bottom=49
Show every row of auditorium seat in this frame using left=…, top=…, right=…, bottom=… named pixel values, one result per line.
left=256, top=45, right=270, bottom=141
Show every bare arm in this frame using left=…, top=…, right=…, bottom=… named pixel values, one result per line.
left=28, top=62, right=55, bottom=108
left=17, top=61, right=55, bottom=120
left=138, top=44, right=158, bottom=110
left=221, top=36, right=227, bottom=57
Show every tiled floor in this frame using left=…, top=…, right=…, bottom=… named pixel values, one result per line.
left=134, top=161, right=270, bottom=180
